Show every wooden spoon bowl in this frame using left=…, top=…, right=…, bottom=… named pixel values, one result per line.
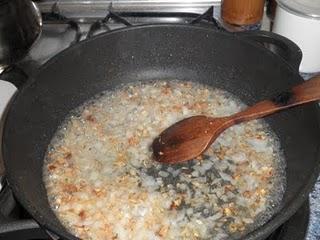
left=153, top=75, right=320, bottom=164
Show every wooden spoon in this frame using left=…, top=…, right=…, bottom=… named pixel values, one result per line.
left=153, top=75, right=320, bottom=164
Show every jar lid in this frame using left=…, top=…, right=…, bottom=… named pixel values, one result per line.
left=277, top=0, right=320, bottom=19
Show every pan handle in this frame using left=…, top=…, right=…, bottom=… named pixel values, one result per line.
left=236, top=31, right=302, bottom=71
left=0, top=66, right=27, bottom=89
left=0, top=66, right=28, bottom=119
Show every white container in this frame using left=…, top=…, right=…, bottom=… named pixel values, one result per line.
left=273, top=0, right=320, bottom=73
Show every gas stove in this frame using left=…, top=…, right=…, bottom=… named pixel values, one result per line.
left=0, top=1, right=319, bottom=240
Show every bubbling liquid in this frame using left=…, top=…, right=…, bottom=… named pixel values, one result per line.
left=43, top=80, right=286, bottom=240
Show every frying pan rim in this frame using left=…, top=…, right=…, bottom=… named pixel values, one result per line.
left=3, top=23, right=320, bottom=240
left=5, top=23, right=303, bottom=98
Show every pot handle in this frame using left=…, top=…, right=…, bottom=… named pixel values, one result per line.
left=236, top=31, right=302, bottom=71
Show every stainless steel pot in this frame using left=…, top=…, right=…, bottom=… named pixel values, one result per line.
left=0, top=0, right=42, bottom=69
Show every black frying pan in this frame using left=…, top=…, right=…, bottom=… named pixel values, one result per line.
left=2, top=24, right=320, bottom=240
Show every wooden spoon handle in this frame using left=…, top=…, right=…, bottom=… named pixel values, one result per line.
left=231, top=75, right=320, bottom=123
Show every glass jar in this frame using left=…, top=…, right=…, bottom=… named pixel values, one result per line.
left=221, top=0, right=266, bottom=30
